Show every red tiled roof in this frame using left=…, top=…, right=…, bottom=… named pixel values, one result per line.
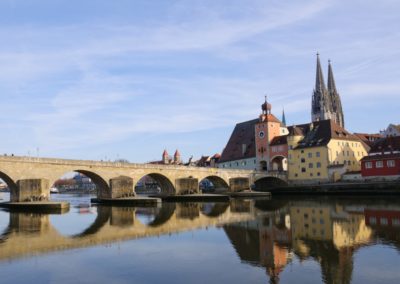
left=354, top=133, right=383, bottom=147
left=270, top=135, right=288, bottom=146
left=289, top=120, right=361, bottom=149
left=369, top=136, right=400, bottom=153
left=219, top=119, right=257, bottom=163
left=361, top=153, right=400, bottom=161
left=212, top=153, right=221, bottom=159
left=259, top=114, right=281, bottom=124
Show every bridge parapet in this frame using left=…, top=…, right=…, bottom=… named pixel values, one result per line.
left=253, top=171, right=288, bottom=182
left=0, top=156, right=253, bottom=174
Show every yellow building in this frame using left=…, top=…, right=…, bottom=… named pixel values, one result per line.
left=287, top=119, right=369, bottom=184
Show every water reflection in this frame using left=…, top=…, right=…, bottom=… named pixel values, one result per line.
left=0, top=195, right=400, bottom=283
left=224, top=197, right=400, bottom=284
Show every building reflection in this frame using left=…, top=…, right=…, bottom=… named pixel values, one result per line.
left=224, top=208, right=292, bottom=284
left=224, top=198, right=400, bottom=284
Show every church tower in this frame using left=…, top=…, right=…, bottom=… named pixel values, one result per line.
left=311, top=54, right=345, bottom=128
left=327, top=60, right=345, bottom=128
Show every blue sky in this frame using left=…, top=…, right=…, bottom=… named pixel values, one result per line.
left=0, top=0, right=399, bottom=163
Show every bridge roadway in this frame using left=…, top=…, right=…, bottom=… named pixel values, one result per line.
left=0, top=200, right=263, bottom=261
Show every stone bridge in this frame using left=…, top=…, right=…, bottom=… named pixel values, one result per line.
left=0, top=156, right=257, bottom=201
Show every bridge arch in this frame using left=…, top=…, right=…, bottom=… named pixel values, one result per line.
left=254, top=176, right=288, bottom=191
left=200, top=202, right=229, bottom=217
left=135, top=173, right=175, bottom=195
left=136, top=203, right=176, bottom=227
left=270, top=155, right=287, bottom=172
left=0, top=171, right=18, bottom=201
left=199, top=175, right=229, bottom=193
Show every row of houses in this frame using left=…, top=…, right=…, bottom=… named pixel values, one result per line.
left=216, top=55, right=399, bottom=184
left=217, top=98, right=399, bottom=183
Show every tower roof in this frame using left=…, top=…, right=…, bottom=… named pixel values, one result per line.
left=315, top=53, right=326, bottom=91
left=282, top=108, right=286, bottom=126
left=162, top=149, right=169, bottom=157
left=327, top=60, right=337, bottom=94
left=174, top=149, right=181, bottom=157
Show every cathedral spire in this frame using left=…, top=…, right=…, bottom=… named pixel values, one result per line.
left=315, top=53, right=326, bottom=92
left=327, top=59, right=337, bottom=94
left=326, top=60, right=345, bottom=128
left=282, top=108, right=286, bottom=126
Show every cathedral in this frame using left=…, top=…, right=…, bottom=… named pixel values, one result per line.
left=311, top=54, right=345, bottom=128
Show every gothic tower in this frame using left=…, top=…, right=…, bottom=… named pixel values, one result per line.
left=311, top=54, right=345, bottom=128
left=327, top=60, right=345, bottom=128
left=311, top=53, right=335, bottom=123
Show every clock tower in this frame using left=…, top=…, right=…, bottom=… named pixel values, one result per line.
left=255, top=98, right=283, bottom=171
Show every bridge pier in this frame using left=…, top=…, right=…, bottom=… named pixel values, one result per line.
left=175, top=178, right=199, bottom=195
left=9, top=212, right=50, bottom=233
left=229, top=178, right=250, bottom=192
left=12, top=179, right=50, bottom=202
left=109, top=176, right=135, bottom=199
left=110, top=207, right=135, bottom=227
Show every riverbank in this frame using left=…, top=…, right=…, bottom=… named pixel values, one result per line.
left=266, top=180, right=400, bottom=195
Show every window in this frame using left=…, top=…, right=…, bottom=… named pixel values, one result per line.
left=387, top=160, right=395, bottom=167
left=289, top=154, right=292, bottom=160
left=365, top=162, right=373, bottom=169
left=393, top=219, right=400, bottom=226
left=301, top=168, right=306, bottom=173
left=348, top=161, right=351, bottom=165
left=380, top=218, right=388, bottom=225
left=376, top=161, right=383, bottom=168
left=316, top=152, right=320, bottom=157
left=369, top=217, right=377, bottom=224
left=295, top=173, right=298, bottom=177
left=301, top=158, right=305, bottom=163
left=301, top=150, right=304, bottom=153
left=317, top=172, right=321, bottom=176
left=317, top=162, right=321, bottom=168
left=309, top=163, right=313, bottom=168
left=308, top=153, right=312, bottom=158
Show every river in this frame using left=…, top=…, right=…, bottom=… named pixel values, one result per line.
left=0, top=193, right=399, bottom=283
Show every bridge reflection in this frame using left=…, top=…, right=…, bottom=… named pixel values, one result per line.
left=0, top=200, right=259, bottom=261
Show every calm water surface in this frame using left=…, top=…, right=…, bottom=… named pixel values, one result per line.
left=0, top=193, right=399, bottom=284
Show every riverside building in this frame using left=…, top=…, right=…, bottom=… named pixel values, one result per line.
left=287, top=120, right=368, bottom=184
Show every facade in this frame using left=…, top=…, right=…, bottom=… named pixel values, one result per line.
left=254, top=99, right=288, bottom=172
left=287, top=120, right=368, bottom=184
left=361, top=136, right=400, bottom=180
left=311, top=54, right=345, bottom=128
left=218, top=100, right=289, bottom=171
